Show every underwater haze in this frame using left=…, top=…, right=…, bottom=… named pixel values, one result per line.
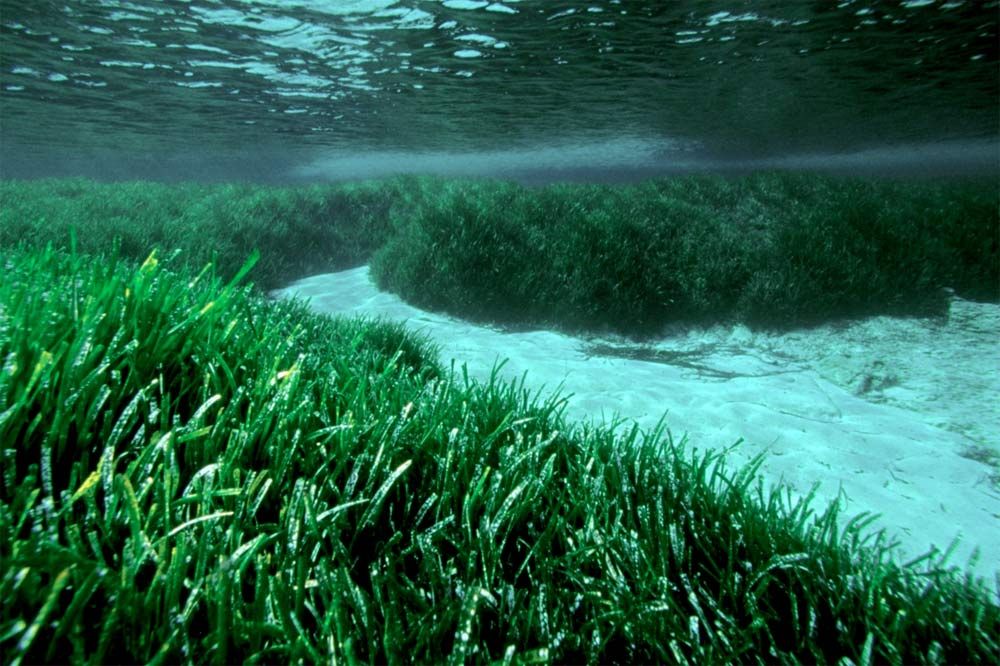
left=1, top=0, right=998, bottom=182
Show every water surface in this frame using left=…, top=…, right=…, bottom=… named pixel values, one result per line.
left=1, top=0, right=996, bottom=180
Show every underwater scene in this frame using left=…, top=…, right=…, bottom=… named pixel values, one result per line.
left=1, top=1, right=999, bottom=664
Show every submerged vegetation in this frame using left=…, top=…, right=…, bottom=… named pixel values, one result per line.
left=0, top=178, right=400, bottom=291
left=1, top=174, right=999, bottom=663
left=371, top=174, right=999, bottom=334
left=3, top=172, right=995, bottom=337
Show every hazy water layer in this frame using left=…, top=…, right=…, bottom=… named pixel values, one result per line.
left=1, top=0, right=997, bottom=176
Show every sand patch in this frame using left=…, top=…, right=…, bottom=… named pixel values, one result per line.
left=274, top=267, right=1000, bottom=583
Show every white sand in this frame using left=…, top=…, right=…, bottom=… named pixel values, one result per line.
left=273, top=266, right=1000, bottom=583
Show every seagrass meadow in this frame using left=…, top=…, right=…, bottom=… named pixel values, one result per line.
left=1, top=174, right=999, bottom=664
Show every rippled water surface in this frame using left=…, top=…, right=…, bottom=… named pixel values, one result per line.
left=1, top=1, right=997, bottom=178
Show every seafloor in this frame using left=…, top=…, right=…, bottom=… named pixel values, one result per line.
left=276, top=267, right=1000, bottom=583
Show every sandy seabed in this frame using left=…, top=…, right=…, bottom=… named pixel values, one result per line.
left=274, top=267, right=1000, bottom=583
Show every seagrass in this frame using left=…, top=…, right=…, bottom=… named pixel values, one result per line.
left=1, top=175, right=998, bottom=663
